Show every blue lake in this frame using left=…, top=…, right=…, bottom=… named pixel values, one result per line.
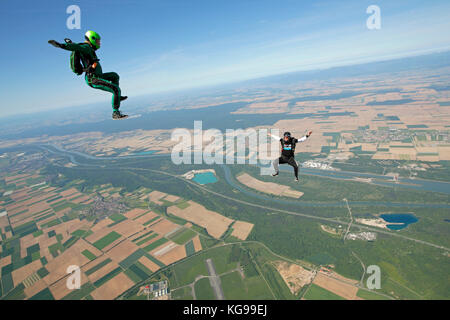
left=380, top=213, right=419, bottom=230
left=130, top=150, right=156, bottom=156
left=192, top=172, right=218, bottom=185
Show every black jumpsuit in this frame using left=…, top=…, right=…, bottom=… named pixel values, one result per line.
left=273, top=136, right=308, bottom=179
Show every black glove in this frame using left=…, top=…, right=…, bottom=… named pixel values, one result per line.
left=48, top=40, right=63, bottom=48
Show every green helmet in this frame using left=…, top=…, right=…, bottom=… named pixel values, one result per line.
left=85, top=30, right=101, bottom=49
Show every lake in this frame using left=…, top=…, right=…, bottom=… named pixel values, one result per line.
left=380, top=213, right=419, bottom=230
left=192, top=172, right=218, bottom=185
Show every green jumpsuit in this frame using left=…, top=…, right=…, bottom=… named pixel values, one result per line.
left=61, top=42, right=122, bottom=111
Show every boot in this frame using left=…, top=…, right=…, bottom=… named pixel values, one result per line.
left=112, top=110, right=128, bottom=120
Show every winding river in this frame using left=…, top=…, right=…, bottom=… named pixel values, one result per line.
left=39, top=144, right=450, bottom=209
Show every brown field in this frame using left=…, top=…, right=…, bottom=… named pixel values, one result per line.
left=27, top=202, right=52, bottom=216
left=86, top=259, right=120, bottom=284
left=135, top=233, right=164, bottom=248
left=59, top=188, right=78, bottom=198
left=85, top=226, right=116, bottom=244
left=101, top=237, right=126, bottom=253
left=54, top=207, right=72, bottom=218
left=20, top=233, right=39, bottom=250
left=48, top=271, right=89, bottom=300
left=237, top=173, right=303, bottom=198
left=90, top=218, right=114, bottom=233
left=138, top=256, right=161, bottom=273
left=167, top=201, right=234, bottom=239
left=151, top=242, right=177, bottom=257
left=313, top=272, right=360, bottom=300
left=24, top=279, right=48, bottom=299
left=20, top=234, right=39, bottom=258
left=148, top=218, right=179, bottom=236
left=320, top=224, right=341, bottom=235
left=105, top=239, right=140, bottom=263
left=231, top=220, right=254, bottom=240
left=37, top=235, right=59, bottom=262
left=148, top=190, right=168, bottom=205
left=66, top=192, right=83, bottom=201
left=0, top=216, right=9, bottom=230
left=46, top=219, right=89, bottom=238
left=0, top=254, right=12, bottom=268
left=110, top=219, right=144, bottom=238
left=274, top=261, right=315, bottom=295
left=71, top=195, right=90, bottom=204
left=192, top=235, right=202, bottom=252
left=43, top=239, right=99, bottom=284
left=5, top=173, right=31, bottom=183
left=134, top=211, right=159, bottom=225
left=91, top=272, right=135, bottom=300
left=164, top=195, right=180, bottom=202
left=152, top=243, right=187, bottom=265
left=12, top=259, right=43, bottom=285
left=123, top=208, right=148, bottom=220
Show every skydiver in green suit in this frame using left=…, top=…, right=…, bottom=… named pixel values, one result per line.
left=48, top=31, right=128, bottom=120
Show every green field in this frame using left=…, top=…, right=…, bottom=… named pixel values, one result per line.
left=29, top=287, right=55, bottom=300
left=136, top=233, right=159, bottom=246
left=93, top=231, right=122, bottom=250
left=93, top=267, right=122, bottom=287
left=119, top=249, right=146, bottom=269
left=169, top=228, right=196, bottom=245
left=185, top=240, right=195, bottom=256
left=356, top=288, right=390, bottom=300
left=81, top=249, right=97, bottom=261
left=176, top=201, right=191, bottom=209
left=62, top=282, right=95, bottom=300
left=171, top=286, right=194, bottom=300
left=85, top=258, right=112, bottom=276
left=194, top=278, right=216, bottom=300
left=303, top=284, right=345, bottom=300
left=171, top=253, right=210, bottom=287
left=221, top=271, right=248, bottom=299
left=142, top=237, right=169, bottom=252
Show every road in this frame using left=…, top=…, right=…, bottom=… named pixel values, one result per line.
left=205, top=259, right=225, bottom=300
left=343, top=198, right=353, bottom=241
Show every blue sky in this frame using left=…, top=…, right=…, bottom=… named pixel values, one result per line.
left=1, top=0, right=450, bottom=117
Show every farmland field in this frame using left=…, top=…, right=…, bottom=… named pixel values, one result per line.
left=303, top=284, right=345, bottom=300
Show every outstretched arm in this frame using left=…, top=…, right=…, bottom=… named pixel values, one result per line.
left=297, top=130, right=312, bottom=142
left=268, top=132, right=281, bottom=140
left=48, top=40, right=90, bottom=54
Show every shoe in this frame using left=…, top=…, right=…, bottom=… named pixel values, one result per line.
left=272, top=172, right=279, bottom=177
left=112, top=110, right=128, bottom=120
left=295, top=178, right=299, bottom=182
left=120, top=96, right=128, bottom=101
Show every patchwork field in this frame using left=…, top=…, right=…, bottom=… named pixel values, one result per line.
left=230, top=221, right=254, bottom=240
left=167, top=201, right=234, bottom=239
left=237, top=173, right=304, bottom=198
left=0, top=168, right=210, bottom=300
left=311, top=272, right=361, bottom=300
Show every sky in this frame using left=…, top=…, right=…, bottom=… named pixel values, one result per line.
left=1, top=0, right=450, bottom=117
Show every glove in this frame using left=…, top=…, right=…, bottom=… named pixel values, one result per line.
left=48, top=40, right=63, bottom=48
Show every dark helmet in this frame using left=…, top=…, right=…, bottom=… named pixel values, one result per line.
left=283, top=132, right=291, bottom=138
